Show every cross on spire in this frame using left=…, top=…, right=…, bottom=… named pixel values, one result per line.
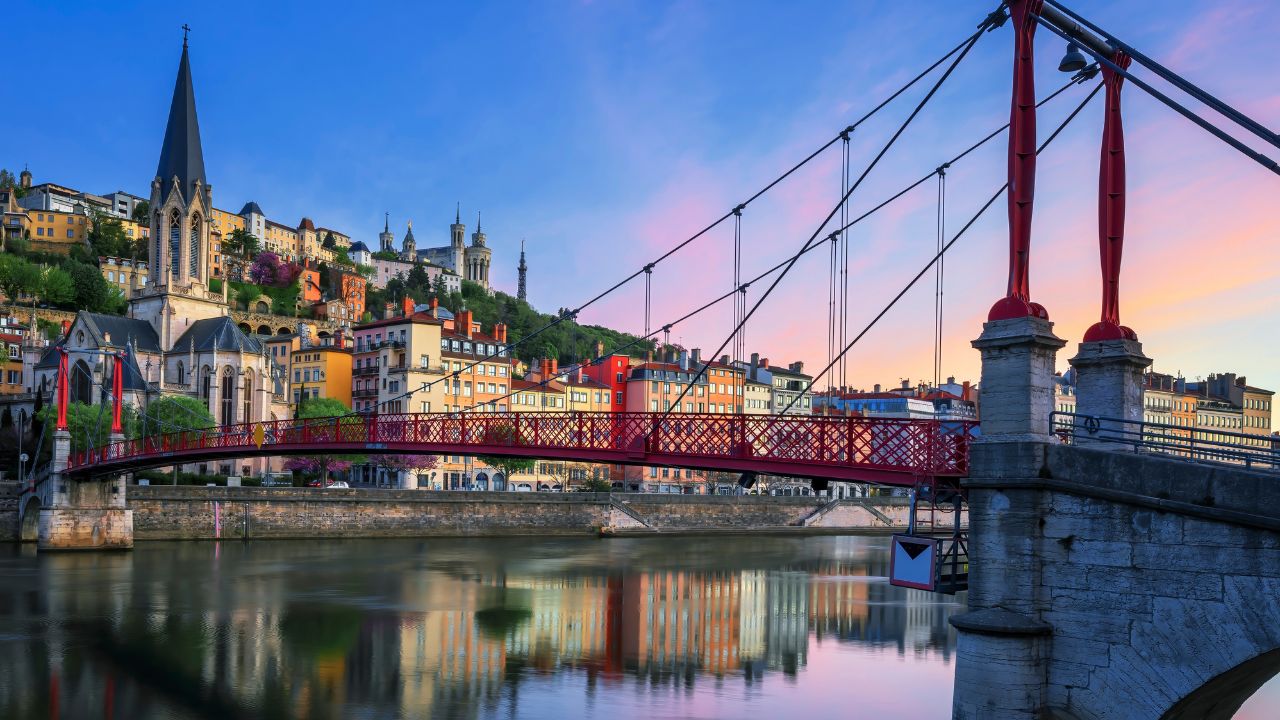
left=182, top=24, right=191, bottom=47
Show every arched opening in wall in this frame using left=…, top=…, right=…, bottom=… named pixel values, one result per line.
left=168, top=210, right=181, bottom=280
left=220, top=367, right=236, bottom=426
left=200, top=365, right=212, bottom=403
left=474, top=472, right=489, bottom=491
left=277, top=328, right=291, bottom=335
left=242, top=368, right=255, bottom=422
left=255, top=301, right=270, bottom=313
left=257, top=325, right=271, bottom=336
left=70, top=359, right=93, bottom=405
left=1163, top=649, right=1280, bottom=720
left=238, top=323, right=252, bottom=333
left=19, top=496, right=40, bottom=542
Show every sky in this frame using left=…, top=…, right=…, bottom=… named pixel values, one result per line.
left=3, top=0, right=1278, bottom=397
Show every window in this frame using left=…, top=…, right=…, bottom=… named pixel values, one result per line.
left=67, top=229, right=75, bottom=238
left=650, top=400, right=658, bottom=411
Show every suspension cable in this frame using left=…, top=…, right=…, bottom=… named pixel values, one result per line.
left=234, top=62, right=1094, bottom=432
left=648, top=15, right=994, bottom=431
left=1033, top=15, right=1279, bottom=175
left=1042, top=0, right=1279, bottom=150
left=340, top=19, right=1003, bottom=420
left=783, top=81, right=1105, bottom=414
left=839, top=131, right=851, bottom=392
left=932, top=166, right=947, bottom=390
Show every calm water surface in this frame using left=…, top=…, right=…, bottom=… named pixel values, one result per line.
left=2, top=536, right=1275, bottom=719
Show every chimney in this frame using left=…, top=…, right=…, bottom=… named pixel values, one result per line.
left=874, top=383, right=881, bottom=393
left=551, top=358, right=558, bottom=375
left=540, top=358, right=551, bottom=378
left=962, top=380, right=971, bottom=401
left=678, top=351, right=689, bottom=371
left=384, top=301, right=395, bottom=318
left=691, top=348, right=702, bottom=366
left=61, top=320, right=71, bottom=338
left=759, top=357, right=769, bottom=370
left=401, top=296, right=415, bottom=317
left=456, top=310, right=473, bottom=338
left=646, top=350, right=654, bottom=363
left=789, top=361, right=804, bottom=373
left=595, top=340, right=604, bottom=359
left=494, top=323, right=508, bottom=343
left=719, top=354, right=730, bottom=365
left=429, top=296, right=439, bottom=318
left=901, top=379, right=910, bottom=390
left=947, top=376, right=955, bottom=385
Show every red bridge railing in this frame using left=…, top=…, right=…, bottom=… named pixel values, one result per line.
left=66, top=412, right=977, bottom=484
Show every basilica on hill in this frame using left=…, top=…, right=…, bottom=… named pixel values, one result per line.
left=375, top=204, right=494, bottom=292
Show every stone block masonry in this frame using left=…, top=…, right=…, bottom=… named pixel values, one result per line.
left=124, top=487, right=913, bottom=540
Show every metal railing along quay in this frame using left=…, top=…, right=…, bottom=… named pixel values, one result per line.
left=1051, top=411, right=1280, bottom=472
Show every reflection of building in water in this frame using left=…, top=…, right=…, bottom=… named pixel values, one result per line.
left=739, top=570, right=768, bottom=667
left=399, top=580, right=507, bottom=719
left=505, top=577, right=609, bottom=671
left=766, top=571, right=810, bottom=675
left=619, top=570, right=744, bottom=677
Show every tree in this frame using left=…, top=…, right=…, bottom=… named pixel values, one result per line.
left=0, top=169, right=26, bottom=198
left=137, top=395, right=215, bottom=439
left=86, top=211, right=130, bottom=258
left=65, top=261, right=114, bottom=313
left=37, top=265, right=75, bottom=306
left=0, top=255, right=40, bottom=307
left=283, top=397, right=365, bottom=484
left=38, top=401, right=140, bottom=454
left=475, top=422, right=537, bottom=482
left=131, top=200, right=150, bottom=224
left=235, top=284, right=262, bottom=310
left=577, top=476, right=613, bottom=493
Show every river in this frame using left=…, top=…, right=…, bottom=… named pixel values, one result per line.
left=0, top=536, right=1275, bottom=719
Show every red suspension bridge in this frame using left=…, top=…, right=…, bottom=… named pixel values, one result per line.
left=65, top=412, right=977, bottom=487
left=37, top=0, right=1275, bottom=496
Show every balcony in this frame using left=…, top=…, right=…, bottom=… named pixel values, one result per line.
left=352, top=387, right=379, bottom=398
left=353, top=365, right=381, bottom=376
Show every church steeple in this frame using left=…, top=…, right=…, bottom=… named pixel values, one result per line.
left=155, top=31, right=206, bottom=205
left=518, top=238, right=528, bottom=302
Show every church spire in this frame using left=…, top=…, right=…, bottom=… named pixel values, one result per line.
left=155, top=29, right=206, bottom=205
left=456, top=202, right=460, bottom=224
left=384, top=211, right=389, bottom=233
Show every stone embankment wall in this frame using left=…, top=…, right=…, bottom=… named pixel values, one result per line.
left=124, top=486, right=914, bottom=540
left=0, top=482, right=20, bottom=541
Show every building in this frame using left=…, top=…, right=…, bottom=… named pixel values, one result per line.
left=0, top=324, right=25, bottom=395
left=740, top=353, right=811, bottom=414
left=29, top=35, right=288, bottom=479
left=579, top=349, right=630, bottom=412
left=290, top=340, right=353, bottom=409
left=23, top=207, right=90, bottom=254
left=404, top=206, right=494, bottom=292
left=98, top=256, right=149, bottom=295
left=103, top=190, right=147, bottom=220
left=17, top=180, right=110, bottom=216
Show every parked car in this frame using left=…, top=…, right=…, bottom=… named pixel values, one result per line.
left=325, top=481, right=350, bottom=489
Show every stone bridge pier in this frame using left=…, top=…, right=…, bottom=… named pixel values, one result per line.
left=952, top=316, right=1280, bottom=719
left=34, top=430, right=133, bottom=550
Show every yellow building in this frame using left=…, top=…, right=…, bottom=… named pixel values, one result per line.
left=24, top=208, right=89, bottom=254
left=1, top=330, right=24, bottom=394
left=264, top=220, right=299, bottom=261
left=209, top=207, right=245, bottom=279
left=290, top=343, right=353, bottom=409
left=99, top=256, right=150, bottom=295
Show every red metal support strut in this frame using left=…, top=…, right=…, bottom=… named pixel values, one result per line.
left=111, top=353, right=124, bottom=434
left=1084, top=50, right=1137, bottom=342
left=56, top=347, right=69, bottom=431
left=989, top=0, right=1050, bottom=322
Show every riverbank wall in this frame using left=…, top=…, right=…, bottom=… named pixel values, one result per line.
left=105, top=486, right=925, bottom=541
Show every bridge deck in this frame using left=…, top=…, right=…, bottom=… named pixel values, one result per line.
left=66, top=412, right=977, bottom=486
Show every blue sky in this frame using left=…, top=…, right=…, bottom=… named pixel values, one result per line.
left=4, top=1, right=1278, bottom=395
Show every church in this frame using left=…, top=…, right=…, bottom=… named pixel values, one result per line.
left=33, top=34, right=287, bottom=478
left=378, top=205, right=494, bottom=292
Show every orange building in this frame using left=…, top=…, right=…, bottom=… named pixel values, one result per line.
left=333, top=269, right=367, bottom=319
